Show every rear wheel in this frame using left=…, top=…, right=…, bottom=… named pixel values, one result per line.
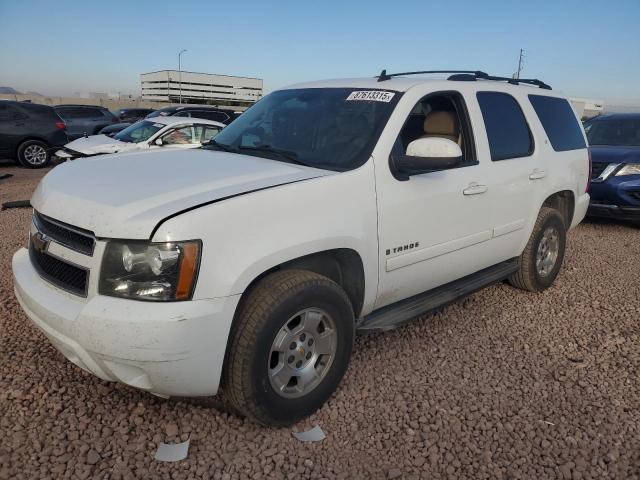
left=17, top=140, right=50, bottom=168
left=224, top=270, right=354, bottom=426
left=508, top=207, right=566, bottom=292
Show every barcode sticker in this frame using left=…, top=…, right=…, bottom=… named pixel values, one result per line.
left=346, top=91, right=395, bottom=102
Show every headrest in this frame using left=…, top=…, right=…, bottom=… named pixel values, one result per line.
left=423, top=110, right=458, bottom=137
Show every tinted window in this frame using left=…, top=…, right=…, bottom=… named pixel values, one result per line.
left=56, top=107, right=102, bottom=119
left=529, top=95, right=586, bottom=151
left=190, top=110, right=229, bottom=123
left=586, top=118, right=640, bottom=147
left=477, top=92, right=533, bottom=160
left=0, top=104, right=12, bottom=121
left=0, top=104, right=25, bottom=121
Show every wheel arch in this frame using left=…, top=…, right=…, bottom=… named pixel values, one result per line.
left=238, top=248, right=366, bottom=319
left=15, top=136, right=51, bottom=156
left=541, top=190, right=575, bottom=230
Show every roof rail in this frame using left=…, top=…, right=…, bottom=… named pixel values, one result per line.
left=377, top=69, right=552, bottom=90
left=377, top=69, right=488, bottom=82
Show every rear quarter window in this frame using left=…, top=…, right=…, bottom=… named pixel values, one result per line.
left=476, top=92, right=533, bottom=161
left=528, top=95, right=586, bottom=151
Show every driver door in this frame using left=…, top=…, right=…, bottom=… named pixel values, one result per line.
left=374, top=90, right=497, bottom=308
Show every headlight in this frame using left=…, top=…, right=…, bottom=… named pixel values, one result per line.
left=616, top=164, right=640, bottom=176
left=99, top=240, right=201, bottom=301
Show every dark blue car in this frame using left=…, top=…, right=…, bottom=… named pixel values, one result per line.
left=585, top=113, right=640, bottom=223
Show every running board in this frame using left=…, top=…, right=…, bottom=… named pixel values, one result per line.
left=356, top=258, right=518, bottom=333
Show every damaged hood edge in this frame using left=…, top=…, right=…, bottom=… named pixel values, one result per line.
left=31, top=148, right=333, bottom=239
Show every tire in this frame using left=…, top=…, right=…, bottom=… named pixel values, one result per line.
left=17, top=140, right=51, bottom=168
left=224, top=270, right=354, bottom=426
left=508, top=207, right=566, bottom=292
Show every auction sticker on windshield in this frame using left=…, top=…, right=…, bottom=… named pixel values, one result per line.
left=346, top=91, right=395, bottom=102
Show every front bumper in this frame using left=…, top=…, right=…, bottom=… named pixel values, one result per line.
left=12, top=248, right=241, bottom=397
left=588, top=175, right=640, bottom=221
left=587, top=203, right=640, bottom=221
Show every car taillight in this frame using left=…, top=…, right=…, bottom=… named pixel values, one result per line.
left=55, top=121, right=66, bottom=130
left=586, top=148, right=592, bottom=193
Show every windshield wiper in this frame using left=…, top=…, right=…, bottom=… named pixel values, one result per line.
left=238, top=144, right=311, bottom=167
left=207, top=139, right=238, bottom=153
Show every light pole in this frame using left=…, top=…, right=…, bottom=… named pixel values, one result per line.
left=178, top=49, right=187, bottom=104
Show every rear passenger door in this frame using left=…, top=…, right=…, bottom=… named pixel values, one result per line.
left=474, top=91, right=543, bottom=259
left=0, top=104, right=28, bottom=155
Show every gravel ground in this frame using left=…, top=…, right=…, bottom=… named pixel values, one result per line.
left=1, top=163, right=639, bottom=480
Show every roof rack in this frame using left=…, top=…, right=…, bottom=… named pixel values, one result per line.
left=376, top=69, right=551, bottom=90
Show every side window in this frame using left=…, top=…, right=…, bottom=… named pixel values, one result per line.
left=528, top=95, right=586, bottom=151
left=0, top=105, right=24, bottom=122
left=192, top=110, right=229, bottom=123
left=477, top=92, right=533, bottom=161
left=55, top=107, right=75, bottom=120
left=161, top=125, right=201, bottom=145
left=0, top=104, right=10, bottom=122
left=201, top=125, right=221, bottom=143
left=394, top=92, right=476, bottom=164
left=74, top=108, right=97, bottom=119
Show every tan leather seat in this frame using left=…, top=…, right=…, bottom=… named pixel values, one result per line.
left=421, top=110, right=459, bottom=143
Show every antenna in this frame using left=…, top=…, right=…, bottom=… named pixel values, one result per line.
left=515, top=49, right=525, bottom=80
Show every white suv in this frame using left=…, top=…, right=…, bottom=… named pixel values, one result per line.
left=12, top=70, right=590, bottom=426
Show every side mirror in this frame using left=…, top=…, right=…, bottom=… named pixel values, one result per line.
left=392, top=137, right=462, bottom=180
left=154, top=137, right=164, bottom=146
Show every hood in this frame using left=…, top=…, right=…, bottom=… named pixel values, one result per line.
left=32, top=148, right=333, bottom=239
left=64, top=134, right=133, bottom=155
left=590, top=145, right=640, bottom=164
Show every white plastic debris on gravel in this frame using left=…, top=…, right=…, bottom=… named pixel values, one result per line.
left=292, top=425, right=326, bottom=443
left=154, top=439, right=190, bottom=462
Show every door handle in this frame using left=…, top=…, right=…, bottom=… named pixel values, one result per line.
left=529, top=169, right=547, bottom=180
left=463, top=182, right=488, bottom=195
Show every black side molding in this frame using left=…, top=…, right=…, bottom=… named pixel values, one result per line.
left=356, top=258, right=518, bottom=333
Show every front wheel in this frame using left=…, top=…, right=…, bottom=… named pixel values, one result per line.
left=17, top=140, right=51, bottom=168
left=508, top=207, right=566, bottom=292
left=224, top=270, right=354, bottom=426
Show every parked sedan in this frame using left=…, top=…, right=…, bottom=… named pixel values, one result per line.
left=0, top=100, right=68, bottom=168
left=54, top=105, right=118, bottom=140
left=55, top=116, right=225, bottom=160
left=586, top=113, right=640, bottom=223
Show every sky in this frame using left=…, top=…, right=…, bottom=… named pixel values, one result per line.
left=0, top=0, right=639, bottom=105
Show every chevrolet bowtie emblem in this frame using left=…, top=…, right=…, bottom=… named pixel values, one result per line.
left=31, top=231, right=50, bottom=254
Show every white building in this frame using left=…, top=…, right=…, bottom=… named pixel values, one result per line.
left=140, top=70, right=263, bottom=109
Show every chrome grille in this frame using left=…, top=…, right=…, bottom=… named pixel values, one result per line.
left=29, top=241, right=88, bottom=297
left=34, top=212, right=95, bottom=256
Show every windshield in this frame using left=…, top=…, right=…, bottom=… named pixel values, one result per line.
left=204, top=88, right=400, bottom=171
left=113, top=120, right=164, bottom=143
left=586, top=118, right=640, bottom=146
